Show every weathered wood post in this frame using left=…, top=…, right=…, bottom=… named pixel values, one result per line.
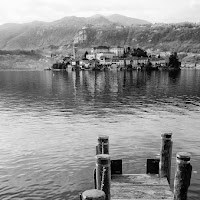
left=94, top=168, right=97, bottom=189
left=81, top=189, right=105, bottom=200
left=159, top=133, right=173, bottom=183
left=96, top=136, right=109, bottom=155
left=174, top=152, right=192, bottom=200
left=96, top=154, right=111, bottom=200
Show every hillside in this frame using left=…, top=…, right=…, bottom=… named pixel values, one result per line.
left=74, top=23, right=200, bottom=53
left=0, top=50, right=54, bottom=70
left=0, top=15, right=200, bottom=54
left=0, top=15, right=150, bottom=50
left=0, top=17, right=84, bottom=50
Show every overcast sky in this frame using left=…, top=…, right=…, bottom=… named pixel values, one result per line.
left=0, top=0, right=200, bottom=25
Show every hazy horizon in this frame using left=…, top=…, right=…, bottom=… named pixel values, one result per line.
left=0, top=13, right=198, bottom=26
left=0, top=0, right=200, bottom=25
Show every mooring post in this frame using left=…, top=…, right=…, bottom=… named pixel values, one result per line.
left=159, top=133, right=173, bottom=183
left=174, top=152, right=192, bottom=200
left=93, top=168, right=97, bottom=189
left=96, top=154, right=111, bottom=200
left=81, top=189, right=105, bottom=200
left=96, top=136, right=109, bottom=155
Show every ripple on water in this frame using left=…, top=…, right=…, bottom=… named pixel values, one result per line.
left=0, top=69, right=200, bottom=199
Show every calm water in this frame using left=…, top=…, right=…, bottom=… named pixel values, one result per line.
left=0, top=69, right=200, bottom=200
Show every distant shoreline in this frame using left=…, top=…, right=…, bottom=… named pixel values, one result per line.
left=1, top=49, right=200, bottom=70
left=0, top=51, right=54, bottom=70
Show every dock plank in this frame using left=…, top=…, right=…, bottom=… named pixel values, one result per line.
left=111, top=174, right=173, bottom=200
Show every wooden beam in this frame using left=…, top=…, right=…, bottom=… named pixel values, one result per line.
left=111, top=174, right=173, bottom=200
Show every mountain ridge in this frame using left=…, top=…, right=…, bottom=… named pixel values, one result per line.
left=0, top=14, right=151, bottom=50
left=0, top=15, right=200, bottom=53
left=105, top=14, right=151, bottom=26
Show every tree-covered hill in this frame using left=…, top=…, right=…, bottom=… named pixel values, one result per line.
left=0, top=15, right=150, bottom=50
left=77, top=23, right=200, bottom=53
left=0, top=15, right=200, bottom=53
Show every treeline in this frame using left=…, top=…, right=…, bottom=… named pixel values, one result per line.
left=0, top=50, right=42, bottom=56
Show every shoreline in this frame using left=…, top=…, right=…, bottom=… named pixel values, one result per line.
left=1, top=50, right=200, bottom=70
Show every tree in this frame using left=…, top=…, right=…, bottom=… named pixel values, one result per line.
left=168, top=52, right=181, bottom=68
left=127, top=47, right=131, bottom=53
left=131, top=48, right=148, bottom=57
left=83, top=51, right=88, bottom=59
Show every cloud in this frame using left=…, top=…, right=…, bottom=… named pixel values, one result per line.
left=190, top=0, right=200, bottom=7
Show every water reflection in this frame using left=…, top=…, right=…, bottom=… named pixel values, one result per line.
left=0, top=69, right=200, bottom=200
left=168, top=70, right=181, bottom=80
left=0, top=70, right=191, bottom=105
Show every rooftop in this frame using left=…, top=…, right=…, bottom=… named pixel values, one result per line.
left=93, top=46, right=110, bottom=50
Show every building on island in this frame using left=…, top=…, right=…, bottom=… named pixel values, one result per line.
left=86, top=54, right=96, bottom=60
left=85, top=45, right=166, bottom=68
left=124, top=57, right=148, bottom=66
left=91, top=46, right=124, bottom=57
left=96, top=52, right=115, bottom=60
left=109, top=46, right=124, bottom=57
left=99, top=56, right=112, bottom=65
left=91, top=46, right=110, bottom=54
left=86, top=52, right=115, bottom=60
left=112, top=57, right=120, bottom=65
left=150, top=57, right=166, bottom=66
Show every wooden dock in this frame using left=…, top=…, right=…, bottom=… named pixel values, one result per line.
left=111, top=174, right=173, bottom=200
left=81, top=135, right=192, bottom=200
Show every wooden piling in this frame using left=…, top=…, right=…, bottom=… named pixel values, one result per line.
left=174, top=152, right=192, bottom=200
left=96, top=136, right=109, bottom=155
left=159, top=133, right=173, bottom=183
left=81, top=189, right=105, bottom=200
left=96, top=154, right=111, bottom=200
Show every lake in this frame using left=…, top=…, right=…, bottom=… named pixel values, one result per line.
left=0, top=69, right=200, bottom=200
